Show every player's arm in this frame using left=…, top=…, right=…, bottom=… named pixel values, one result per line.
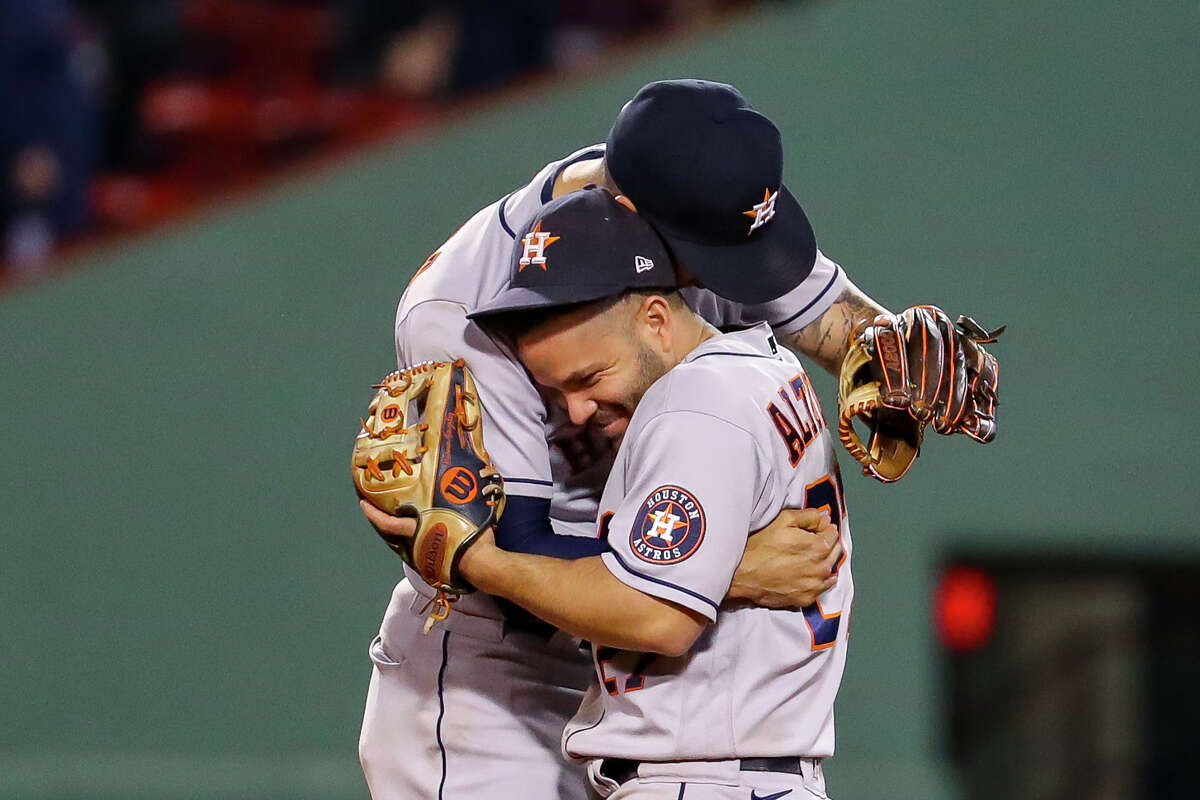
left=362, top=406, right=772, bottom=650
left=361, top=497, right=842, bottom=611
left=558, top=157, right=887, bottom=379
left=688, top=250, right=888, bottom=379
left=386, top=299, right=608, bottom=560
left=460, top=531, right=707, bottom=657
left=776, top=276, right=1005, bottom=453
left=779, top=278, right=888, bottom=376
left=560, top=158, right=888, bottom=378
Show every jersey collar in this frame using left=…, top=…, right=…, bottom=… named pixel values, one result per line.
left=681, top=321, right=780, bottom=364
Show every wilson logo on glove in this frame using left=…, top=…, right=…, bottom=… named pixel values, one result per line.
left=439, top=467, right=479, bottom=504
left=352, top=359, right=505, bottom=632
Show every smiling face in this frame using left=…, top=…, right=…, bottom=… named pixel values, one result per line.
left=516, top=294, right=677, bottom=448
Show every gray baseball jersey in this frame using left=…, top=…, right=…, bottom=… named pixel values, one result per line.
left=393, top=145, right=848, bottom=617
left=563, top=323, right=854, bottom=763
left=362, top=146, right=849, bottom=800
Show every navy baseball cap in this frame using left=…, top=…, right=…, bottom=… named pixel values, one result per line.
left=468, top=186, right=677, bottom=321
left=606, top=79, right=817, bottom=305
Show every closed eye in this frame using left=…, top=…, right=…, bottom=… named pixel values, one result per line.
left=564, top=366, right=607, bottom=391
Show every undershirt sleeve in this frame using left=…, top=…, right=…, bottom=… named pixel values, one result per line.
left=496, top=496, right=610, bottom=559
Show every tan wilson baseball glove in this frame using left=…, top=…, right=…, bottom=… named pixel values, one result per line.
left=352, top=359, right=505, bottom=631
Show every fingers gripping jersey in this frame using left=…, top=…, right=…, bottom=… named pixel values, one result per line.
left=563, top=324, right=854, bottom=762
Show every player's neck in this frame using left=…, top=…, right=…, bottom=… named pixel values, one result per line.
left=672, top=317, right=720, bottom=364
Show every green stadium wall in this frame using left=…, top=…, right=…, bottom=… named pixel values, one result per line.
left=2, top=0, right=1197, bottom=797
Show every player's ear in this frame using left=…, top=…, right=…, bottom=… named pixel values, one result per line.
left=636, top=293, right=674, bottom=346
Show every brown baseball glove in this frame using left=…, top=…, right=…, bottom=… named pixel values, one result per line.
left=838, top=306, right=1004, bottom=482
left=351, top=359, right=504, bottom=630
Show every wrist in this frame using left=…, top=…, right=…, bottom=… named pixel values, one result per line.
left=459, top=535, right=503, bottom=592
left=726, top=577, right=756, bottom=603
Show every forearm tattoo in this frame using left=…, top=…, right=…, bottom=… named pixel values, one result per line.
left=781, top=285, right=887, bottom=377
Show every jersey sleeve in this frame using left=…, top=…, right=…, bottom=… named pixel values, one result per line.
left=396, top=299, right=554, bottom=500
left=600, top=411, right=772, bottom=621
left=682, top=249, right=847, bottom=337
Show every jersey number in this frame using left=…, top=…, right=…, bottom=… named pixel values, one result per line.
left=802, top=473, right=848, bottom=651
left=595, top=647, right=656, bottom=696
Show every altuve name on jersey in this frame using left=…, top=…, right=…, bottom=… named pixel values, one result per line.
left=765, top=372, right=829, bottom=468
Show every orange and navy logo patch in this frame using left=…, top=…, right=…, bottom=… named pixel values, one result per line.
left=630, top=485, right=705, bottom=564
left=743, top=188, right=778, bottom=235
left=518, top=222, right=560, bottom=271
left=439, top=467, right=479, bottom=504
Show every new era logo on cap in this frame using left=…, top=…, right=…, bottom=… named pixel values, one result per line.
left=635, top=255, right=654, bottom=273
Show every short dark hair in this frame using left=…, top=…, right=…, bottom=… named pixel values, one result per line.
left=477, top=288, right=681, bottom=347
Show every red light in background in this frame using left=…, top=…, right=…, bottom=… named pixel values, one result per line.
left=935, top=566, right=997, bottom=652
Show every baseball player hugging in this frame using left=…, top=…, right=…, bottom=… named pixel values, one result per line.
left=461, top=186, right=853, bottom=800
left=357, top=79, right=855, bottom=800
left=356, top=79, right=1000, bottom=800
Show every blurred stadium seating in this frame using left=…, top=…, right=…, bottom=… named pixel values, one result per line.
left=2, top=0, right=752, bottom=283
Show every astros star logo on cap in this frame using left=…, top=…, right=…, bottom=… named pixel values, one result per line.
left=518, top=222, right=560, bottom=271
left=743, top=188, right=779, bottom=236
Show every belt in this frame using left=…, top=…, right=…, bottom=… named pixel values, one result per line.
left=599, top=757, right=814, bottom=786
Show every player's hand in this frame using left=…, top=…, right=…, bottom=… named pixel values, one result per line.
left=360, top=500, right=418, bottom=541
left=726, top=508, right=841, bottom=609
left=361, top=499, right=503, bottom=598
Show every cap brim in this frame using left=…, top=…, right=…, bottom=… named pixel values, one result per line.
left=467, top=285, right=615, bottom=321
left=650, top=186, right=817, bottom=305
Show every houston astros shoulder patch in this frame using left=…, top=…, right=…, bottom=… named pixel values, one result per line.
left=630, top=485, right=706, bottom=564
